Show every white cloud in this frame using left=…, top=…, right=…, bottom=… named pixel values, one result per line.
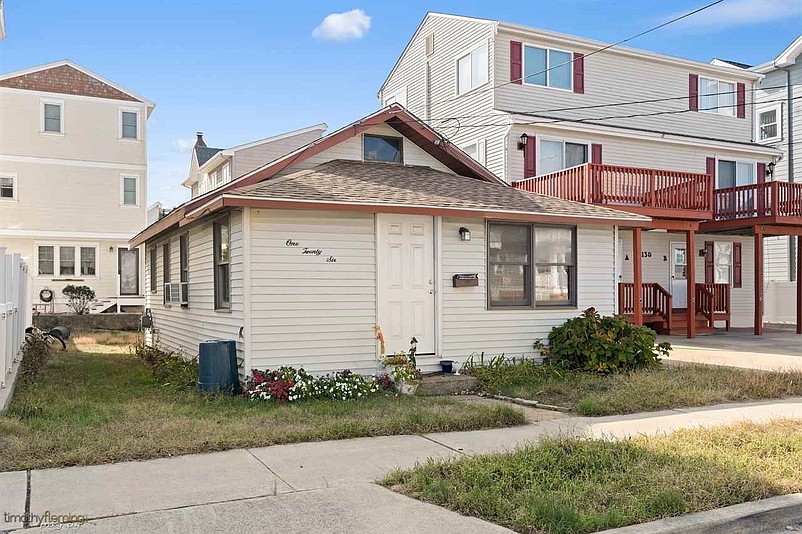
left=170, top=137, right=194, bottom=153
left=312, top=9, right=371, bottom=41
left=668, top=0, right=802, bottom=30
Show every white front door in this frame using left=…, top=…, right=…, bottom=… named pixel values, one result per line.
left=377, top=214, right=436, bottom=356
left=670, top=242, right=687, bottom=308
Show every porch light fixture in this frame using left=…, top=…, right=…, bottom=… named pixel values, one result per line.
left=517, top=133, right=528, bottom=151
left=459, top=227, right=471, bottom=241
left=767, top=161, right=776, bottom=178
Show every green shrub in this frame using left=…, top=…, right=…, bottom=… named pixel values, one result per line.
left=535, top=309, right=671, bottom=373
left=62, top=285, right=96, bottom=315
left=133, top=343, right=198, bottom=389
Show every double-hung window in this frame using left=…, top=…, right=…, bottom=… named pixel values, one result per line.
left=757, top=105, right=781, bottom=143
left=37, top=246, right=55, bottom=276
left=524, top=45, right=572, bottom=90
left=699, top=77, right=735, bottom=116
left=539, top=139, right=588, bottom=175
left=122, top=175, right=138, bottom=206
left=59, top=246, right=76, bottom=276
left=456, top=41, right=488, bottom=95
left=149, top=246, right=158, bottom=292
left=213, top=216, right=231, bottom=310
left=80, top=247, right=96, bottom=276
left=179, top=233, right=189, bottom=306
left=0, top=173, right=16, bottom=200
left=42, top=100, right=64, bottom=133
left=120, top=109, right=139, bottom=140
left=488, top=223, right=576, bottom=308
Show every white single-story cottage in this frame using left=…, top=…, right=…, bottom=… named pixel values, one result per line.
left=131, top=106, right=648, bottom=375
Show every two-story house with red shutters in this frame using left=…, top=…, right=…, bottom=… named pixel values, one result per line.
left=380, top=12, right=795, bottom=337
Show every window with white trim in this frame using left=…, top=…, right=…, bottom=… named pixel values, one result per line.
left=0, top=173, right=16, bottom=200
left=524, top=45, right=572, bottom=90
left=461, top=139, right=486, bottom=165
left=41, top=100, right=64, bottom=133
left=213, top=216, right=231, bottom=310
left=120, top=109, right=139, bottom=140
left=35, top=244, right=98, bottom=278
left=757, top=105, right=781, bottom=143
left=699, top=77, right=735, bottom=116
left=714, top=242, right=733, bottom=285
left=539, top=139, right=588, bottom=175
left=456, top=42, right=488, bottom=95
left=221, top=162, right=231, bottom=185
left=122, top=175, right=138, bottom=206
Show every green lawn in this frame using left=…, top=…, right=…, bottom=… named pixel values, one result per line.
left=384, top=419, right=802, bottom=534
left=0, top=336, right=524, bottom=472
left=470, top=362, right=802, bottom=416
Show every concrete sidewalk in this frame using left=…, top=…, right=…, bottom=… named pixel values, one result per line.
left=3, top=398, right=802, bottom=533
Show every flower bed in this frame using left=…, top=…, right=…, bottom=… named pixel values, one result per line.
left=243, top=366, right=386, bottom=403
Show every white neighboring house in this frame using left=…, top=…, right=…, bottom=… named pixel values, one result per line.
left=379, top=13, right=791, bottom=336
left=0, top=60, right=154, bottom=313
left=181, top=123, right=328, bottom=199
left=131, top=106, right=646, bottom=376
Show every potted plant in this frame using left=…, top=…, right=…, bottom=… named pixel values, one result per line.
left=381, top=352, right=408, bottom=380
left=392, top=363, right=421, bottom=395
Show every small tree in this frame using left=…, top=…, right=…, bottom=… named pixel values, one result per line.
left=62, top=285, right=96, bottom=315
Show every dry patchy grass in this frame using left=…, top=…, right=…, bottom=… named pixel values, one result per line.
left=473, top=363, right=802, bottom=416
left=384, top=419, right=802, bottom=534
left=69, top=330, right=143, bottom=354
left=0, top=349, right=524, bottom=471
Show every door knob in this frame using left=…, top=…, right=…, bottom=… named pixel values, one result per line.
left=429, top=289, right=436, bottom=295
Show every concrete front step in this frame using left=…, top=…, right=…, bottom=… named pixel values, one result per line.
left=417, top=373, right=478, bottom=396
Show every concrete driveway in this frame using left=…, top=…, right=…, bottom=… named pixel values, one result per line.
left=660, top=328, right=802, bottom=371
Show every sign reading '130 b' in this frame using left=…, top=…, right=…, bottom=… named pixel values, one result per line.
left=285, top=239, right=337, bottom=263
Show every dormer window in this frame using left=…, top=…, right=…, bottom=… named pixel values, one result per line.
left=363, top=134, right=403, bottom=163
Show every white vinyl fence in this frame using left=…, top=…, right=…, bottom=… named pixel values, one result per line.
left=1, top=247, right=32, bottom=392
left=764, top=281, right=797, bottom=324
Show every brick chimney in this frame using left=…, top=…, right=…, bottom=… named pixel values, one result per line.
left=194, top=131, right=207, bottom=148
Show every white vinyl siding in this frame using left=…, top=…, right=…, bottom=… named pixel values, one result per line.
left=249, top=209, right=377, bottom=374
left=493, top=30, right=756, bottom=143
left=145, top=210, right=245, bottom=368
left=619, top=231, right=755, bottom=328
left=441, top=220, right=615, bottom=362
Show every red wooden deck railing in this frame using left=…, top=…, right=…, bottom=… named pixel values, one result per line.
left=694, top=283, right=731, bottom=329
left=618, top=282, right=672, bottom=327
left=713, top=181, right=802, bottom=221
left=515, top=163, right=712, bottom=214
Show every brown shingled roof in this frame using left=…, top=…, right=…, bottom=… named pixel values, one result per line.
left=224, top=159, right=649, bottom=224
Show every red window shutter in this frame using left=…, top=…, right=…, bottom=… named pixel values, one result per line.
left=689, top=74, right=699, bottom=111
left=573, top=52, right=585, bottom=94
left=704, top=241, right=714, bottom=283
left=757, top=162, right=766, bottom=184
left=733, top=242, right=742, bottom=288
left=524, top=135, right=537, bottom=178
left=510, top=41, right=522, bottom=85
left=591, top=143, right=602, bottom=164
left=706, top=156, right=716, bottom=177
left=736, top=83, right=746, bottom=119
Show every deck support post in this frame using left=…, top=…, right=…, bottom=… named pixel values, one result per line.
left=797, top=237, right=801, bottom=334
left=755, top=232, right=764, bottom=336
left=633, top=227, right=643, bottom=326
left=685, top=229, right=696, bottom=339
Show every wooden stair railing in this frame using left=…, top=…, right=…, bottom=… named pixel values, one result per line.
left=618, top=282, right=672, bottom=330
left=694, top=283, right=731, bottom=330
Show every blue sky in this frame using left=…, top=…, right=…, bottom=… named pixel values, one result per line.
left=2, top=0, right=800, bottom=207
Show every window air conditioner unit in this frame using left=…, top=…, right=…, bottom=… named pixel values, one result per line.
left=164, top=283, right=185, bottom=304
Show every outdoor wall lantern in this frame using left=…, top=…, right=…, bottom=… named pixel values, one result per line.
left=459, top=227, right=471, bottom=241
left=767, top=161, right=776, bottom=178
left=699, top=249, right=707, bottom=257
left=517, top=133, right=528, bottom=150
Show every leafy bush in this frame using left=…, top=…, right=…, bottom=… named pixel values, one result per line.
left=62, top=285, right=96, bottom=315
left=534, top=309, right=671, bottom=373
left=133, top=343, right=198, bottom=389
left=243, top=366, right=383, bottom=403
